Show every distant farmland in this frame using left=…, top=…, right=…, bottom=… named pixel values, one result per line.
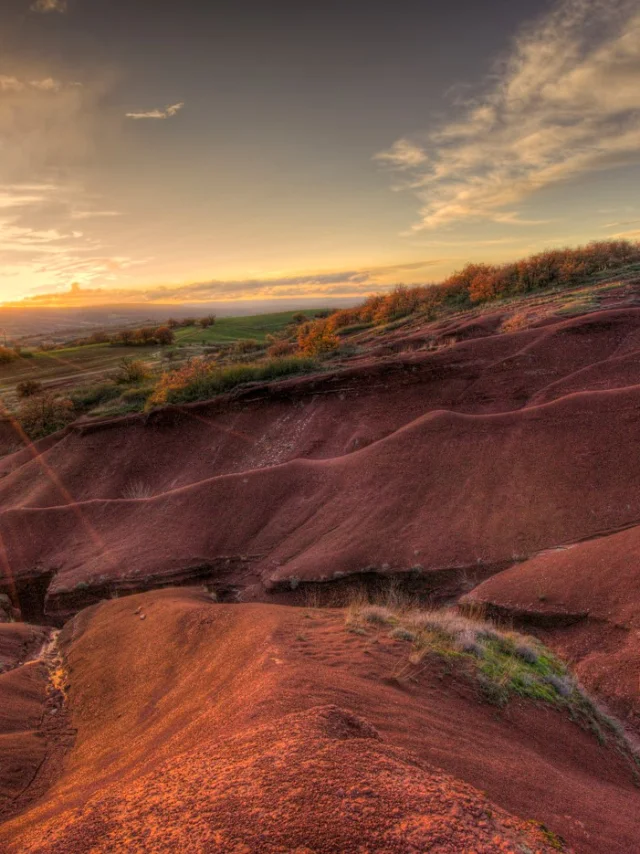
left=0, top=344, right=145, bottom=404
left=0, top=309, right=326, bottom=405
left=172, top=310, right=317, bottom=344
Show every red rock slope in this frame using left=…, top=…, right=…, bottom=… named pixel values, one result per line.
left=2, top=590, right=639, bottom=853
left=3, top=308, right=640, bottom=621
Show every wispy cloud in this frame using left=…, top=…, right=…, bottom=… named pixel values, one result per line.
left=0, top=75, right=75, bottom=92
left=0, top=57, right=138, bottom=301
left=0, top=183, right=136, bottom=294
left=70, top=209, right=123, bottom=220
left=609, top=228, right=640, bottom=240
left=373, top=139, right=428, bottom=170
left=375, top=0, right=640, bottom=230
left=30, top=0, right=67, bottom=13
left=126, top=102, right=185, bottom=120
left=0, top=188, right=52, bottom=210
left=5, top=259, right=442, bottom=307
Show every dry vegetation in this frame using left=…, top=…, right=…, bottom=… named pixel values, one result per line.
left=16, top=393, right=76, bottom=439
left=5, top=240, right=640, bottom=441
left=301, top=239, right=640, bottom=347
left=149, top=356, right=317, bottom=405
left=150, top=240, right=640, bottom=404
left=344, top=593, right=640, bottom=775
left=0, top=346, right=21, bottom=364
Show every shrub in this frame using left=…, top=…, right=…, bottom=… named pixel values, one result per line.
left=17, top=393, right=75, bottom=439
left=111, top=329, right=136, bottom=346
left=267, top=340, right=296, bottom=358
left=114, top=358, right=152, bottom=385
left=390, top=627, right=416, bottom=642
left=456, top=627, right=484, bottom=657
left=16, top=379, right=43, bottom=398
left=111, top=325, right=174, bottom=346
left=120, top=386, right=153, bottom=405
left=198, top=314, right=216, bottom=328
left=514, top=642, right=539, bottom=665
left=155, top=326, right=175, bottom=346
left=71, top=382, right=121, bottom=410
left=544, top=674, right=574, bottom=698
left=326, top=308, right=362, bottom=331
left=293, top=240, right=640, bottom=347
left=297, top=320, right=339, bottom=357
left=149, top=356, right=317, bottom=406
left=0, top=346, right=19, bottom=364
left=360, top=605, right=394, bottom=625
left=233, top=338, right=262, bottom=355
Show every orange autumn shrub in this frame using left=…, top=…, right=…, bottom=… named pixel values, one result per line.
left=297, top=320, right=339, bottom=356
left=289, top=240, right=640, bottom=349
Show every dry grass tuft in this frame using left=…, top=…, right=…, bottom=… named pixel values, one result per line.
left=122, top=480, right=153, bottom=500
left=344, top=597, right=640, bottom=772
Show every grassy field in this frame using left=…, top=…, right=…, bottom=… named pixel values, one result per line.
left=0, top=344, right=146, bottom=400
left=173, top=310, right=321, bottom=345
left=0, top=309, right=323, bottom=406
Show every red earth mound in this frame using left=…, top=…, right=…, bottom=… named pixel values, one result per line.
left=3, top=308, right=640, bottom=622
left=464, top=524, right=640, bottom=735
left=2, top=590, right=639, bottom=853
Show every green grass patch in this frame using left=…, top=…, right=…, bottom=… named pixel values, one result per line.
left=70, top=382, right=122, bottom=410
left=345, top=602, right=640, bottom=771
left=173, top=310, right=328, bottom=345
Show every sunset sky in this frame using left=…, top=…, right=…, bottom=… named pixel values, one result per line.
left=0, top=0, right=639, bottom=307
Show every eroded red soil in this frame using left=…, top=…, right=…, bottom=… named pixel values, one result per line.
left=3, top=307, right=640, bottom=625
left=2, top=590, right=639, bottom=853
left=3, top=292, right=640, bottom=850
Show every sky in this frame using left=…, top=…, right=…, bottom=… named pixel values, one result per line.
left=0, top=0, right=639, bottom=307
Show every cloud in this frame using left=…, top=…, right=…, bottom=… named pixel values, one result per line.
left=373, top=139, right=428, bottom=170
left=29, top=77, right=64, bottom=92
left=0, top=76, right=77, bottom=93
left=31, top=0, right=67, bottom=12
left=4, top=259, right=443, bottom=307
left=609, top=228, right=640, bottom=240
left=0, top=65, right=114, bottom=182
left=0, top=189, right=51, bottom=210
left=375, top=0, right=640, bottom=229
left=0, top=77, right=24, bottom=93
left=0, top=58, right=138, bottom=302
left=126, top=102, right=185, bottom=120
left=603, top=218, right=640, bottom=228
left=70, top=209, right=123, bottom=220
left=0, top=182, right=136, bottom=301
